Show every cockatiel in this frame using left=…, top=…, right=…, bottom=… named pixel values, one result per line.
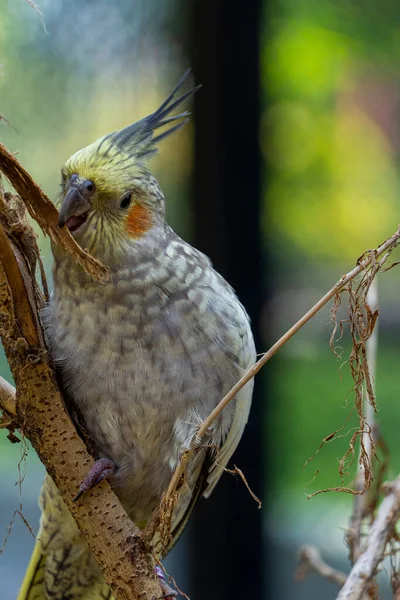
left=18, top=70, right=256, bottom=600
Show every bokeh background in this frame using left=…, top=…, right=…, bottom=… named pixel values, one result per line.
left=1, top=0, right=400, bottom=598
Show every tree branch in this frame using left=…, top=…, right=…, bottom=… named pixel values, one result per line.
left=296, top=546, right=347, bottom=587
left=0, top=376, right=16, bottom=416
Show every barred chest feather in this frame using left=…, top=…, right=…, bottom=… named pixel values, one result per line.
left=42, top=234, right=252, bottom=525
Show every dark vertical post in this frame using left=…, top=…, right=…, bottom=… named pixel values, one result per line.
left=189, top=2, right=264, bottom=598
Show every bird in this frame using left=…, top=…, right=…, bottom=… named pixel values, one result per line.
left=18, top=69, right=256, bottom=600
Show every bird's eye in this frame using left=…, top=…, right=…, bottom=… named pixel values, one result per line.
left=120, top=193, right=132, bottom=209
left=84, top=180, right=95, bottom=192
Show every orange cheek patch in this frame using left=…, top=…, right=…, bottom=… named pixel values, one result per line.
left=125, top=204, right=153, bottom=238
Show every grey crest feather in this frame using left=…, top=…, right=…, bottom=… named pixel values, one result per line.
left=107, top=68, right=201, bottom=160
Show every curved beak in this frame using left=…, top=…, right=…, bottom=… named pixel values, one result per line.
left=58, top=187, right=92, bottom=228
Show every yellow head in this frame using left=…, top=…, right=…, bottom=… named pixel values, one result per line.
left=57, top=70, right=200, bottom=261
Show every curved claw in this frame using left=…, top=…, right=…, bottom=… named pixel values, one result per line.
left=73, top=457, right=116, bottom=502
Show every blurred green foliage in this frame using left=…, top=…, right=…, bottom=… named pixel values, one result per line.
left=262, top=2, right=400, bottom=260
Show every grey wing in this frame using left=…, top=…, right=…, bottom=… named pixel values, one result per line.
left=166, top=297, right=255, bottom=553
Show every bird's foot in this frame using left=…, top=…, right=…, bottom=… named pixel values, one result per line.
left=155, top=566, right=178, bottom=598
left=73, top=458, right=116, bottom=501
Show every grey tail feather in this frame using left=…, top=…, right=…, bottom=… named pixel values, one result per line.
left=112, top=68, right=201, bottom=156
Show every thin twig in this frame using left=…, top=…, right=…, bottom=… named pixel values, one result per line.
left=0, top=376, right=16, bottom=416
left=296, top=546, right=347, bottom=587
left=222, top=465, right=262, bottom=508
left=24, top=0, right=48, bottom=34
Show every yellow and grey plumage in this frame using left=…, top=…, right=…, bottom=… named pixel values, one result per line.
left=18, top=70, right=255, bottom=599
